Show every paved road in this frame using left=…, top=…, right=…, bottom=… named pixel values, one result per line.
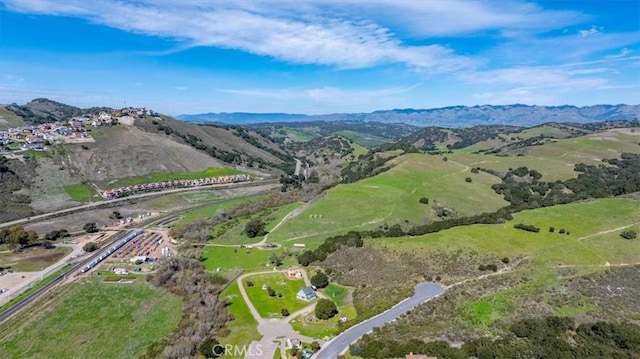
left=313, top=282, right=446, bottom=359
left=0, top=180, right=277, bottom=229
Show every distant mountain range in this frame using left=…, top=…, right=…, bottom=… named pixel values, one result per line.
left=177, top=104, right=640, bottom=128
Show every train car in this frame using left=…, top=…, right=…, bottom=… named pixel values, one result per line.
left=78, top=230, right=144, bottom=274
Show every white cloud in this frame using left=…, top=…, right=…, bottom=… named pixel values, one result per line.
left=579, top=26, right=604, bottom=37
left=1, top=0, right=475, bottom=71
left=319, top=0, right=587, bottom=37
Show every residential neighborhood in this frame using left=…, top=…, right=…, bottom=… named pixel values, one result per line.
left=0, top=107, right=153, bottom=153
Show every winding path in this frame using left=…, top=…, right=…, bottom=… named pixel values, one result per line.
left=313, top=282, right=446, bottom=359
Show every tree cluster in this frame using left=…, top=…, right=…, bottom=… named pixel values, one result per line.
left=0, top=225, right=39, bottom=249
left=311, top=271, right=330, bottom=288
left=142, top=257, right=231, bottom=359
left=297, top=231, right=364, bottom=266
left=244, top=219, right=267, bottom=238
left=315, top=298, right=338, bottom=320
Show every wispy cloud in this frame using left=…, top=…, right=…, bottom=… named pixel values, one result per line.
left=1, top=0, right=476, bottom=71
left=579, top=25, right=604, bottom=37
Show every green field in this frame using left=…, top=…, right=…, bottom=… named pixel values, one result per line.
left=243, top=272, right=310, bottom=318
left=104, top=167, right=248, bottom=189
left=201, top=246, right=298, bottom=272
left=267, top=153, right=508, bottom=245
left=218, top=282, right=262, bottom=359
left=63, top=183, right=101, bottom=202
left=279, top=127, right=317, bottom=142
left=175, top=195, right=263, bottom=226
left=373, top=198, right=640, bottom=267
left=0, top=280, right=182, bottom=359
left=334, top=130, right=391, bottom=147
left=210, top=202, right=302, bottom=245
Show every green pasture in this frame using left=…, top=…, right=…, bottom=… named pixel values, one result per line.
left=200, top=246, right=297, bottom=272
left=175, top=195, right=262, bottom=226
left=0, top=279, right=182, bottom=359
left=373, top=198, right=640, bottom=267
left=210, top=202, right=302, bottom=245
left=104, top=167, right=247, bottom=189
left=243, top=272, right=310, bottom=318
left=267, top=153, right=508, bottom=244
left=370, top=197, right=640, bottom=330
left=453, top=127, right=640, bottom=181
left=63, top=183, right=100, bottom=202
left=334, top=130, right=391, bottom=147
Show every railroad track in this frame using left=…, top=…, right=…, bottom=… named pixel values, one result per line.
left=0, top=182, right=279, bottom=324
left=0, top=230, right=135, bottom=323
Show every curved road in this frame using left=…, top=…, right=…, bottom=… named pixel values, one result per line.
left=313, top=282, right=446, bottom=359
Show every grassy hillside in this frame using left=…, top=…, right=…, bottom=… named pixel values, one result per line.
left=0, top=105, right=27, bottom=129
left=448, top=127, right=640, bottom=181
left=337, top=197, right=640, bottom=343
left=267, top=153, right=508, bottom=245
left=60, top=124, right=227, bottom=182
left=0, top=279, right=182, bottom=359
left=136, top=116, right=289, bottom=169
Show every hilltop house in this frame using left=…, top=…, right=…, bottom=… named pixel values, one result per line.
left=297, top=286, right=317, bottom=301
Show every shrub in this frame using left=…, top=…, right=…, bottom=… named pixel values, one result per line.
left=419, top=197, right=429, bottom=204
left=501, top=257, right=510, bottom=264
left=244, top=219, right=266, bottom=238
left=315, top=299, right=338, bottom=320
left=83, top=222, right=98, bottom=233
left=549, top=226, right=555, bottom=233
left=514, top=223, right=540, bottom=233
left=559, top=228, right=565, bottom=234
left=478, top=264, right=487, bottom=271
left=246, top=281, right=254, bottom=287
left=621, top=230, right=637, bottom=240
left=267, top=287, right=276, bottom=297
left=83, top=241, right=98, bottom=252
left=465, top=177, right=472, bottom=183
left=311, top=271, right=330, bottom=289
left=281, top=308, right=289, bottom=317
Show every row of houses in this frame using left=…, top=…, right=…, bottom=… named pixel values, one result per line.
left=101, top=174, right=252, bottom=199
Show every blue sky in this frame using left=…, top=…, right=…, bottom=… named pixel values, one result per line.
left=0, top=0, right=638, bottom=115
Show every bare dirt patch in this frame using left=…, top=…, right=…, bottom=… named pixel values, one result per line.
left=0, top=247, right=71, bottom=272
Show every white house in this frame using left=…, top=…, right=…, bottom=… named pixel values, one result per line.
left=296, top=286, right=317, bottom=301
